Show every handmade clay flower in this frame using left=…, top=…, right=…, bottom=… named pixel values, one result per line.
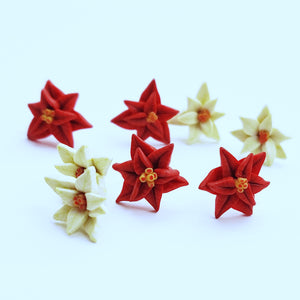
left=45, top=166, right=105, bottom=242
left=113, top=135, right=188, bottom=211
left=111, top=79, right=178, bottom=144
left=231, top=106, right=290, bottom=166
left=55, top=143, right=111, bottom=187
left=169, top=83, right=224, bottom=144
left=199, top=147, right=270, bottom=218
left=27, top=80, right=92, bottom=147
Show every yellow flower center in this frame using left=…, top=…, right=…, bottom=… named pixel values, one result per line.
left=258, top=130, right=269, bottom=144
left=146, top=112, right=158, bottom=123
left=41, top=109, right=55, bottom=124
left=197, top=109, right=211, bottom=123
left=235, top=177, right=248, bottom=193
left=75, top=167, right=85, bottom=178
left=139, top=167, right=158, bottom=188
left=73, top=193, right=87, bottom=211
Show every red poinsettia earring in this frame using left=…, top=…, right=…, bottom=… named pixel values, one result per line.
left=27, top=80, right=92, bottom=147
left=199, top=147, right=270, bottom=218
left=111, top=79, right=179, bottom=144
left=113, top=135, right=188, bottom=211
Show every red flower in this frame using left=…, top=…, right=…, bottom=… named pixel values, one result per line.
left=27, top=80, right=92, bottom=147
left=111, top=79, right=178, bottom=144
left=199, top=147, right=270, bottom=218
left=113, top=135, right=189, bottom=211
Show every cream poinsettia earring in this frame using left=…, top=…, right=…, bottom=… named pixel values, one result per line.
left=169, top=83, right=224, bottom=144
left=231, top=106, right=290, bottom=166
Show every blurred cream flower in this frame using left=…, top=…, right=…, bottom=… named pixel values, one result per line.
left=231, top=106, right=290, bottom=166
left=169, top=83, right=224, bottom=144
left=55, top=144, right=111, bottom=186
left=45, top=166, right=105, bottom=242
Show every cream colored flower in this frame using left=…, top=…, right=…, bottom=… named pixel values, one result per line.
left=55, top=144, right=111, bottom=188
left=169, top=83, right=224, bottom=144
left=231, top=106, right=290, bottom=166
left=45, top=166, right=105, bottom=242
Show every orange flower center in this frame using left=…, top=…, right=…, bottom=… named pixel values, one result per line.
left=75, top=167, right=85, bottom=178
left=146, top=112, right=158, bottom=123
left=73, top=193, right=87, bottom=211
left=197, top=109, right=211, bottom=123
left=258, top=130, right=269, bottom=144
left=41, top=109, right=55, bottom=124
left=139, top=167, right=158, bottom=188
left=235, top=177, right=248, bottom=193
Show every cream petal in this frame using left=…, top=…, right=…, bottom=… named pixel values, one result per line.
left=203, top=99, right=217, bottom=112
left=177, top=111, right=198, bottom=125
left=89, top=207, right=106, bottom=217
left=241, top=136, right=261, bottom=153
left=257, top=106, right=271, bottom=123
left=196, top=83, right=210, bottom=104
left=56, top=187, right=78, bottom=206
left=187, top=125, right=201, bottom=144
left=187, top=97, right=202, bottom=111
left=86, top=192, right=105, bottom=211
left=83, top=217, right=97, bottom=243
left=53, top=205, right=72, bottom=222
left=262, top=138, right=276, bottom=166
left=55, top=163, right=78, bottom=177
left=92, top=158, right=112, bottom=176
left=66, top=208, right=88, bottom=235
left=276, top=144, right=287, bottom=159
left=45, top=177, right=75, bottom=193
left=240, top=117, right=259, bottom=136
left=258, top=115, right=272, bottom=132
left=201, top=119, right=213, bottom=137
left=231, top=129, right=249, bottom=142
left=167, top=112, right=185, bottom=125
left=75, top=166, right=98, bottom=193
left=211, top=111, right=225, bottom=121
left=209, top=122, right=220, bottom=141
left=74, top=146, right=92, bottom=168
left=271, top=128, right=290, bottom=144
left=57, top=144, right=75, bottom=163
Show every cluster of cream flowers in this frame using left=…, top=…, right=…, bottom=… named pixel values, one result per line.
left=45, top=144, right=111, bottom=242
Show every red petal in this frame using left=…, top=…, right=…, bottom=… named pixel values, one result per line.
left=123, top=112, right=147, bottom=127
left=235, top=153, right=253, bottom=179
left=44, top=80, right=64, bottom=99
left=162, top=175, right=189, bottom=193
left=156, top=105, right=179, bottom=122
left=144, top=92, right=157, bottom=113
left=215, top=194, right=235, bottom=218
left=112, top=161, right=136, bottom=185
left=115, top=182, right=134, bottom=203
left=207, top=177, right=236, bottom=195
left=252, top=152, right=266, bottom=175
left=111, top=110, right=139, bottom=130
left=124, top=100, right=144, bottom=111
left=199, top=167, right=223, bottom=194
left=144, top=185, right=164, bottom=212
left=249, top=174, right=270, bottom=194
left=133, top=148, right=153, bottom=174
left=236, top=185, right=255, bottom=206
left=130, top=135, right=155, bottom=159
left=220, top=147, right=239, bottom=177
left=52, top=109, right=77, bottom=126
left=136, top=127, right=151, bottom=140
left=40, top=88, right=59, bottom=109
left=27, top=117, right=50, bottom=140
left=59, top=93, right=78, bottom=110
left=70, top=112, right=93, bottom=131
left=140, top=79, right=160, bottom=104
left=147, top=121, right=171, bottom=144
left=130, top=178, right=152, bottom=201
left=155, top=168, right=179, bottom=184
left=148, top=144, right=174, bottom=169
left=231, top=199, right=253, bottom=216
left=28, top=102, right=42, bottom=117
left=50, top=123, right=74, bottom=147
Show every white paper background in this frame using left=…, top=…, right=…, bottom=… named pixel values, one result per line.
left=1, top=1, right=299, bottom=299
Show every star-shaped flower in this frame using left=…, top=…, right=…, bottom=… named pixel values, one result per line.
left=45, top=167, right=105, bottom=242
left=112, top=135, right=188, bottom=211
left=231, top=106, right=290, bottom=166
left=27, top=80, right=92, bottom=147
left=199, top=147, right=270, bottom=218
left=55, top=143, right=111, bottom=188
left=169, top=83, right=224, bottom=144
left=111, top=79, right=179, bottom=144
